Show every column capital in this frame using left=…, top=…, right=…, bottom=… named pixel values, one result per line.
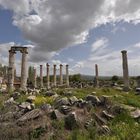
left=9, top=49, right=16, bottom=54
left=20, top=48, right=28, bottom=54
left=121, top=50, right=127, bottom=54
left=47, top=63, right=50, bottom=66
left=60, top=64, right=63, bottom=67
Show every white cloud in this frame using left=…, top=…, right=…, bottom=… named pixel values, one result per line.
left=0, top=0, right=30, bottom=16
left=91, top=38, right=108, bottom=52
left=0, top=42, right=15, bottom=53
left=0, top=0, right=140, bottom=62
left=70, top=61, right=85, bottom=74
left=51, top=60, right=61, bottom=65
left=68, top=58, right=74, bottom=62
left=133, top=42, right=140, bottom=48
left=111, top=26, right=126, bottom=34
left=0, top=42, right=15, bottom=65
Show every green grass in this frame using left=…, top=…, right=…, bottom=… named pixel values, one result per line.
left=29, top=127, right=46, bottom=139
left=70, top=87, right=140, bottom=108
left=15, top=95, right=27, bottom=103
left=97, top=112, right=140, bottom=140
left=68, top=130, right=89, bottom=140
left=0, top=93, right=9, bottom=109
left=34, top=96, right=54, bottom=107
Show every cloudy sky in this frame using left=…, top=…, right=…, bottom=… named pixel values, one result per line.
left=0, top=0, right=140, bottom=76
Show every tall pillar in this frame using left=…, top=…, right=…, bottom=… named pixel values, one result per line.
left=95, top=64, right=99, bottom=87
left=121, top=50, right=129, bottom=91
left=60, top=64, right=63, bottom=85
left=20, top=48, right=28, bottom=90
left=53, top=65, right=57, bottom=87
left=46, top=63, right=50, bottom=89
left=14, top=68, right=16, bottom=79
left=33, top=67, right=37, bottom=88
left=40, top=65, right=43, bottom=88
left=7, top=67, right=13, bottom=92
left=66, top=64, right=69, bottom=87
left=8, top=50, right=16, bottom=92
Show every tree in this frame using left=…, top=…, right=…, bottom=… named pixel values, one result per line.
left=70, top=74, right=81, bottom=82
left=111, top=75, right=119, bottom=82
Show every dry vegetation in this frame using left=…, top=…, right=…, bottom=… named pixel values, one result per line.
left=0, top=87, right=140, bottom=140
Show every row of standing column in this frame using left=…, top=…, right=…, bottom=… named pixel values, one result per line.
left=34, top=64, right=69, bottom=88
left=7, top=49, right=129, bottom=91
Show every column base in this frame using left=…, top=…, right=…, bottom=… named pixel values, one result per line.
left=123, top=87, right=130, bottom=92
left=20, top=87, right=27, bottom=92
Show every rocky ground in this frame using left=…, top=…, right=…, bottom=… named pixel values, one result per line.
left=0, top=87, right=140, bottom=140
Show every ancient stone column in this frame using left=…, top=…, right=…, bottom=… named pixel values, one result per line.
left=33, top=68, right=37, bottom=88
left=7, top=67, right=13, bottom=92
left=95, top=64, right=99, bottom=87
left=60, top=64, right=63, bottom=85
left=121, top=50, right=129, bottom=91
left=66, top=64, right=69, bottom=87
left=46, top=63, right=50, bottom=89
left=20, top=48, right=28, bottom=90
left=8, top=50, right=16, bottom=92
left=14, top=68, right=16, bottom=79
left=53, top=65, right=57, bottom=87
left=40, top=65, right=43, bottom=88
left=3, top=66, right=8, bottom=80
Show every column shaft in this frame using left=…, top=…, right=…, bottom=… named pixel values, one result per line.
left=53, top=65, right=56, bottom=87
left=66, top=65, right=69, bottom=87
left=95, top=64, right=99, bottom=87
left=33, top=68, right=37, bottom=88
left=60, top=64, right=63, bottom=85
left=40, top=65, right=43, bottom=88
left=8, top=50, right=15, bottom=92
left=21, top=52, right=28, bottom=90
left=46, top=63, right=50, bottom=89
left=121, top=50, right=129, bottom=91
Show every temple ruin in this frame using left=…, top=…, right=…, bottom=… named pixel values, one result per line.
left=8, top=46, right=28, bottom=92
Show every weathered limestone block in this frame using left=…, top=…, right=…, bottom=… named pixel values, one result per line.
left=86, top=95, right=101, bottom=106
left=17, top=109, right=42, bottom=122
left=50, top=109, right=64, bottom=120
left=64, top=112, right=79, bottom=130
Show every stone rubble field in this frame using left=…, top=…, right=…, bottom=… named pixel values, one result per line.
left=0, top=87, right=140, bottom=140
